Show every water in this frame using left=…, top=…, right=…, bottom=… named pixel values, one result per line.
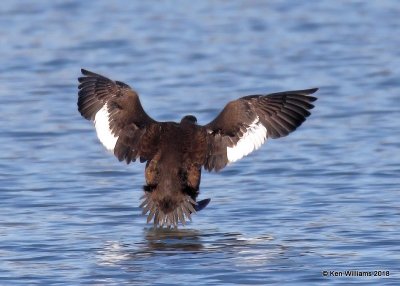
left=1, top=1, right=399, bottom=285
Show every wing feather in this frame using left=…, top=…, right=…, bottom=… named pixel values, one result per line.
left=203, top=88, right=318, bottom=171
left=77, top=69, right=159, bottom=163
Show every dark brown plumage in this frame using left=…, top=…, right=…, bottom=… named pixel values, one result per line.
left=77, top=69, right=317, bottom=228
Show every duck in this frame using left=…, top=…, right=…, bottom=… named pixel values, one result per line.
left=77, top=69, right=317, bottom=228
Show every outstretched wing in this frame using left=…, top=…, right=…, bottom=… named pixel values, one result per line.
left=77, top=69, right=160, bottom=163
left=203, top=88, right=318, bottom=171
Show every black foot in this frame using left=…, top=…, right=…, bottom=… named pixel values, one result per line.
left=195, top=198, right=211, bottom=212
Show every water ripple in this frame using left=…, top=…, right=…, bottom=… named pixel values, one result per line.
left=1, top=0, right=399, bottom=285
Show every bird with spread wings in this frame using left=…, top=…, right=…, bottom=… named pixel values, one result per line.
left=77, top=69, right=317, bottom=228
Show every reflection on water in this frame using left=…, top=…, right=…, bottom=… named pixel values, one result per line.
left=143, top=228, right=204, bottom=252
left=97, top=229, right=204, bottom=266
left=97, top=228, right=279, bottom=270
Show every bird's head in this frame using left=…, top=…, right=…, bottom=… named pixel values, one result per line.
left=180, top=115, right=197, bottom=124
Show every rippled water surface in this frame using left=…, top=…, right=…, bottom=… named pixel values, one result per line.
left=1, top=1, right=399, bottom=285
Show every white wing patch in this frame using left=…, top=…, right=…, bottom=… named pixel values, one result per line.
left=227, top=117, right=267, bottom=163
left=94, top=104, right=118, bottom=151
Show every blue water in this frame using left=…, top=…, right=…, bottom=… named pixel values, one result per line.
left=1, top=1, right=399, bottom=285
